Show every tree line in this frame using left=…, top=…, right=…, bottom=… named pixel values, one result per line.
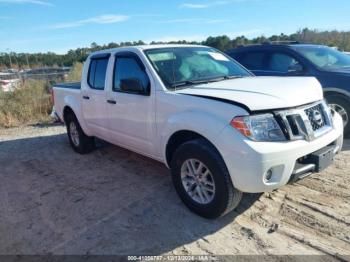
left=1, top=28, right=350, bottom=69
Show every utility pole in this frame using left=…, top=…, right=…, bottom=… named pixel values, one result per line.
left=34, top=54, right=39, bottom=67
left=0, top=54, right=3, bottom=70
left=25, top=54, right=30, bottom=69
left=6, top=49, right=12, bottom=69
left=12, top=53, right=19, bottom=69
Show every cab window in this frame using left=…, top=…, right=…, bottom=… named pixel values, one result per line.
left=88, top=57, right=109, bottom=90
left=268, top=52, right=301, bottom=73
left=113, top=56, right=150, bottom=95
left=238, top=52, right=266, bottom=70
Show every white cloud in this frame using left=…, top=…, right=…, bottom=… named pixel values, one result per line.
left=205, top=19, right=231, bottom=24
left=49, top=15, right=130, bottom=29
left=179, top=0, right=253, bottom=9
left=180, top=3, right=210, bottom=9
left=160, top=18, right=203, bottom=23
left=159, top=18, right=231, bottom=24
left=0, top=0, right=53, bottom=6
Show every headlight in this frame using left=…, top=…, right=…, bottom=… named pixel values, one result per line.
left=230, top=113, right=286, bottom=141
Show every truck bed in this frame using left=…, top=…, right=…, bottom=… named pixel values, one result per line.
left=54, top=82, right=81, bottom=89
left=53, top=82, right=82, bottom=122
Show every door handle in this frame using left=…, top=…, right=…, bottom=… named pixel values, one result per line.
left=107, top=99, right=117, bottom=104
left=83, top=95, right=90, bottom=100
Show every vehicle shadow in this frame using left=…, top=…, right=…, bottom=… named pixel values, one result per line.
left=341, top=139, right=350, bottom=151
left=0, top=132, right=262, bottom=255
left=29, top=121, right=64, bottom=129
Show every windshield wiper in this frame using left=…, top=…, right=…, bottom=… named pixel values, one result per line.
left=170, top=75, right=244, bottom=89
left=171, top=79, right=213, bottom=88
left=223, top=75, right=244, bottom=80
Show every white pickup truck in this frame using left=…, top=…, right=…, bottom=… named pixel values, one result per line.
left=53, top=45, right=344, bottom=218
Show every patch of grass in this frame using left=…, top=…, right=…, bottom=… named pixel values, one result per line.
left=65, top=62, right=83, bottom=82
left=0, top=80, right=53, bottom=128
left=0, top=63, right=83, bottom=128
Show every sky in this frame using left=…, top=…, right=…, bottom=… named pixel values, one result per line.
left=0, top=0, right=350, bottom=54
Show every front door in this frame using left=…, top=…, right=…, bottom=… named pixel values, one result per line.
left=264, top=52, right=306, bottom=76
left=106, top=52, right=156, bottom=156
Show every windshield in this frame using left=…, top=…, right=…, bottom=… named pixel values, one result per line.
left=144, top=47, right=251, bottom=89
left=294, top=46, right=350, bottom=70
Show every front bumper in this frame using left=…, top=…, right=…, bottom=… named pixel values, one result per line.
left=217, top=112, right=344, bottom=193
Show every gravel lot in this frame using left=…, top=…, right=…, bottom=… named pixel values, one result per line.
left=0, top=124, right=349, bottom=258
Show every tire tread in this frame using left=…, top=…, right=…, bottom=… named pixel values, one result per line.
left=66, top=113, right=95, bottom=154
left=171, top=138, right=242, bottom=218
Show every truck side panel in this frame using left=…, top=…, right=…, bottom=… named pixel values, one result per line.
left=53, top=87, right=92, bottom=136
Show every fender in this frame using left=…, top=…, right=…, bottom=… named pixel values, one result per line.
left=160, top=110, right=231, bottom=168
left=63, top=95, right=92, bottom=137
left=324, top=87, right=350, bottom=99
left=184, top=94, right=252, bottom=113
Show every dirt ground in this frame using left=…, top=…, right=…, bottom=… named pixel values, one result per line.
left=0, top=124, right=349, bottom=258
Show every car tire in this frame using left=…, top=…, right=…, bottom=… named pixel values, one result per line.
left=326, top=94, right=350, bottom=137
left=66, top=113, right=95, bottom=154
left=170, top=138, right=242, bottom=219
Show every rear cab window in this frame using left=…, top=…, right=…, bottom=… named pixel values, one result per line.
left=88, top=54, right=110, bottom=90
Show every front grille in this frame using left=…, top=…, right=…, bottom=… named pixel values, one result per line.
left=275, top=101, right=332, bottom=141
left=304, top=104, right=326, bottom=131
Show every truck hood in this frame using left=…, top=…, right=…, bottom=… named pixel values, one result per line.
left=175, top=76, right=323, bottom=112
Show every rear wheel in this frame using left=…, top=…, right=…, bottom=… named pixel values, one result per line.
left=66, top=113, right=95, bottom=154
left=326, top=94, right=350, bottom=137
left=171, top=138, right=242, bottom=219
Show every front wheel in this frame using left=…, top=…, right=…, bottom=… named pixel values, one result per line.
left=170, top=138, right=242, bottom=219
left=326, top=94, right=350, bottom=137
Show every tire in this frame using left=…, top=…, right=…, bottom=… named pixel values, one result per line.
left=326, top=94, right=350, bottom=137
left=66, top=113, right=95, bottom=154
left=170, top=138, right=242, bottom=219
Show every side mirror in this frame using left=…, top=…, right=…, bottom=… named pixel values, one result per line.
left=288, top=63, right=304, bottom=73
left=120, top=78, right=148, bottom=95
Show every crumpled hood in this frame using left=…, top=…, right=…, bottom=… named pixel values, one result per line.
left=175, top=76, right=323, bottom=111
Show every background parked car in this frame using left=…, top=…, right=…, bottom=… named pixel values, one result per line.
left=226, top=42, right=350, bottom=136
left=0, top=72, right=20, bottom=92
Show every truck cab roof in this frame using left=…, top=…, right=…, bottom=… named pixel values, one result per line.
left=89, top=44, right=208, bottom=57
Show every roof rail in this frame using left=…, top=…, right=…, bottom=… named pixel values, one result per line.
left=236, top=43, right=263, bottom=48
left=264, top=41, right=300, bottom=45
left=236, top=41, right=300, bottom=48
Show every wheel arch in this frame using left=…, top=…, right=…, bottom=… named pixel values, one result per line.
left=62, top=104, right=91, bottom=136
left=161, top=110, right=232, bottom=168
left=63, top=106, right=75, bottom=123
left=324, top=88, right=350, bottom=100
left=165, top=129, right=223, bottom=168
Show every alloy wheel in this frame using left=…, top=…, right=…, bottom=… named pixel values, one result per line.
left=180, top=159, right=216, bottom=204
left=69, top=122, right=80, bottom=146
left=330, top=103, right=349, bottom=128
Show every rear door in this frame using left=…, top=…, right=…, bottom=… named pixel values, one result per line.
left=81, top=53, right=111, bottom=138
left=234, top=51, right=269, bottom=76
